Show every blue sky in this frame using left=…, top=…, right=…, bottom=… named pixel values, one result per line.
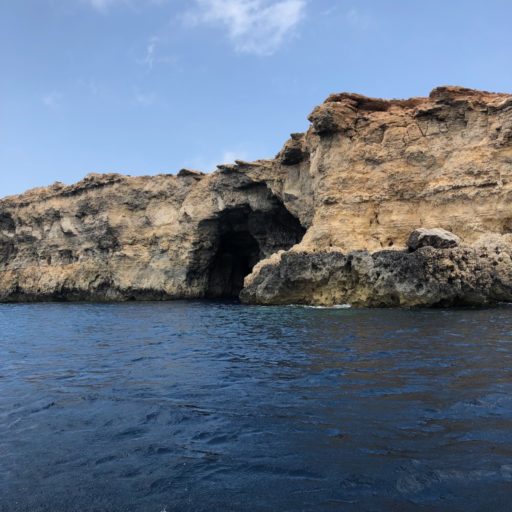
left=1, top=0, right=512, bottom=197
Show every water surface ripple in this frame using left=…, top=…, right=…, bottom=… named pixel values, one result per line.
left=1, top=302, right=512, bottom=511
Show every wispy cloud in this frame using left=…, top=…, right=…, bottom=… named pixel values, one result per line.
left=85, top=0, right=122, bottom=13
left=220, top=150, right=248, bottom=164
left=137, top=36, right=178, bottom=70
left=77, top=78, right=103, bottom=97
left=186, top=149, right=250, bottom=172
left=134, top=90, right=157, bottom=106
left=186, top=0, right=306, bottom=56
left=84, top=0, right=167, bottom=14
left=346, top=8, right=373, bottom=31
left=142, top=36, right=158, bottom=69
left=42, top=92, right=62, bottom=109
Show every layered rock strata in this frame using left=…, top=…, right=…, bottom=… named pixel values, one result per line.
left=1, top=86, right=512, bottom=306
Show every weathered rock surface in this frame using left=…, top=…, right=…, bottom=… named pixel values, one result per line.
left=241, top=236, right=512, bottom=307
left=407, top=228, right=461, bottom=251
left=1, top=86, right=512, bottom=306
left=0, top=170, right=305, bottom=301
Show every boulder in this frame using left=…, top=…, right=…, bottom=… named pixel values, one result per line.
left=177, top=168, right=204, bottom=179
left=279, top=134, right=306, bottom=166
left=407, top=228, right=461, bottom=251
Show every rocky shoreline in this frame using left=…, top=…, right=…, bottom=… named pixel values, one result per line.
left=1, top=86, right=512, bottom=306
left=241, top=231, right=512, bottom=307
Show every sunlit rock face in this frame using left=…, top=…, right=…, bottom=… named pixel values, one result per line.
left=2, top=86, right=512, bottom=306
left=0, top=168, right=305, bottom=301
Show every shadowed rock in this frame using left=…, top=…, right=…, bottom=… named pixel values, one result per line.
left=407, top=228, right=461, bottom=251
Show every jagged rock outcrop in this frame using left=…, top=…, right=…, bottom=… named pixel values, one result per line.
left=0, top=170, right=305, bottom=301
left=407, top=228, right=461, bottom=251
left=1, top=86, right=512, bottom=306
left=240, top=235, right=512, bottom=307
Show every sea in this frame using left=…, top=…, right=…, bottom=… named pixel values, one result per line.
left=1, top=302, right=512, bottom=511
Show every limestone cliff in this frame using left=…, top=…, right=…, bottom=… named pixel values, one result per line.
left=1, top=86, right=512, bottom=306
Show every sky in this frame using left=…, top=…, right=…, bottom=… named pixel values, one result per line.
left=1, top=0, right=512, bottom=198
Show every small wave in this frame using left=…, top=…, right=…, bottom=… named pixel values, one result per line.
left=303, top=304, right=352, bottom=309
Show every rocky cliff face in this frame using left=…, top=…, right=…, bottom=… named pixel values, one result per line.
left=2, top=86, right=512, bottom=306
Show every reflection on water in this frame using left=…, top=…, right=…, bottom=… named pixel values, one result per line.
left=1, top=302, right=512, bottom=511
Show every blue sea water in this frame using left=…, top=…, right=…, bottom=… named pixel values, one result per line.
left=1, top=302, right=512, bottom=511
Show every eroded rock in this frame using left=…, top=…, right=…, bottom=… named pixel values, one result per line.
left=241, top=237, right=512, bottom=307
left=2, top=86, right=512, bottom=306
left=407, top=228, right=461, bottom=251
left=279, top=134, right=307, bottom=166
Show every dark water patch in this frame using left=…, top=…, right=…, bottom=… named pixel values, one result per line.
left=1, top=302, right=512, bottom=511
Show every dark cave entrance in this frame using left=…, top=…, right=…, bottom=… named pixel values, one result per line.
left=207, top=231, right=261, bottom=298
left=200, top=193, right=306, bottom=299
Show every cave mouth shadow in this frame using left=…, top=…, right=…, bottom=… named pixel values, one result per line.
left=206, top=231, right=260, bottom=299
left=202, top=200, right=305, bottom=300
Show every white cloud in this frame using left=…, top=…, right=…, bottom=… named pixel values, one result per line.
left=42, top=92, right=62, bottom=109
left=187, top=0, right=306, bottom=56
